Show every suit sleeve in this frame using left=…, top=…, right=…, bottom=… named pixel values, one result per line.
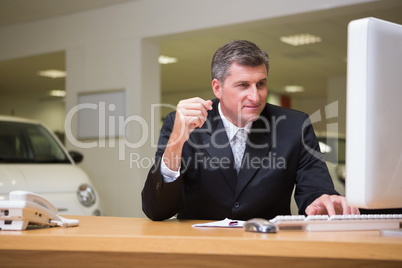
left=294, top=114, right=339, bottom=215
left=141, top=112, right=185, bottom=221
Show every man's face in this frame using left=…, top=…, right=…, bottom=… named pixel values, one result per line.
left=212, top=63, right=268, bottom=127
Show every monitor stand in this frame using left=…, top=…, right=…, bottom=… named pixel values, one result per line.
left=381, top=229, right=402, bottom=237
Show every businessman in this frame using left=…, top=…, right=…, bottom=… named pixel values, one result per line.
left=142, top=40, right=359, bottom=221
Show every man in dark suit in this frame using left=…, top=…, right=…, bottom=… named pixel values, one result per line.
left=142, top=40, right=359, bottom=221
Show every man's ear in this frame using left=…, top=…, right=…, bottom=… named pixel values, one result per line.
left=212, top=79, right=222, bottom=99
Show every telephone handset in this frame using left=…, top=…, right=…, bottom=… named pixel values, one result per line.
left=10, top=190, right=58, bottom=214
left=0, top=190, right=79, bottom=231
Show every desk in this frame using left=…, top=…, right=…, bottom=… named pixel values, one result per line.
left=0, top=216, right=401, bottom=267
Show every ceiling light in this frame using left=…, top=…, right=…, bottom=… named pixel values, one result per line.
left=158, top=55, right=178, bottom=64
left=280, top=33, right=322, bottom=46
left=38, top=69, right=66, bottom=78
left=285, top=85, right=304, bottom=93
left=49, top=89, right=66, bottom=97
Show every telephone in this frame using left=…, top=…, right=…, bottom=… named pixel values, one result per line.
left=0, top=190, right=79, bottom=231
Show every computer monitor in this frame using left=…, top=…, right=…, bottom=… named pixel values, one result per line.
left=346, top=17, right=402, bottom=210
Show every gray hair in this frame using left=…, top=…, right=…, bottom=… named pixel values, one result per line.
left=211, top=40, right=269, bottom=83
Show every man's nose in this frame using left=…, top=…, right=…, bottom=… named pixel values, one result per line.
left=248, top=86, right=259, bottom=102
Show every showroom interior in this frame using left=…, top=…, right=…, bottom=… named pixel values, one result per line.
left=1, top=0, right=402, bottom=217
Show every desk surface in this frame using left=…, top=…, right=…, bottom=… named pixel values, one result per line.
left=1, top=216, right=402, bottom=267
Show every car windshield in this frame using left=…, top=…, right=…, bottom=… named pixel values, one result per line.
left=0, top=121, right=70, bottom=163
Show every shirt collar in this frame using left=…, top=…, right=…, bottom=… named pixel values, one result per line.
left=218, top=102, right=252, bottom=141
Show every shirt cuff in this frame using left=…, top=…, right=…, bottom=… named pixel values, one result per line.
left=160, top=153, right=180, bottom=183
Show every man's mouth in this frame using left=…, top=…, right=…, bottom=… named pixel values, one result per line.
left=243, top=104, right=260, bottom=109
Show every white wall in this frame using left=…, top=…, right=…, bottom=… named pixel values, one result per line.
left=291, top=75, right=347, bottom=136
left=0, top=95, right=65, bottom=132
left=291, top=95, right=328, bottom=132
left=0, top=0, right=372, bottom=217
left=328, top=76, right=347, bottom=135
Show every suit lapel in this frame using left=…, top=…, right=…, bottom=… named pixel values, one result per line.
left=203, top=109, right=238, bottom=192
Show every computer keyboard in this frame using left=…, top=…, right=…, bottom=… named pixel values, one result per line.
left=270, top=214, right=402, bottom=232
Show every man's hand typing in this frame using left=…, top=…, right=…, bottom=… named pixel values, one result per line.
left=305, top=194, right=360, bottom=216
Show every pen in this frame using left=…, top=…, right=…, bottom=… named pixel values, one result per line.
left=229, top=221, right=238, bottom=226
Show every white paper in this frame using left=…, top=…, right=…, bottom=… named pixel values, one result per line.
left=192, top=218, right=246, bottom=228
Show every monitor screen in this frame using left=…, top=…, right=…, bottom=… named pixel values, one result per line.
left=346, top=17, right=402, bottom=209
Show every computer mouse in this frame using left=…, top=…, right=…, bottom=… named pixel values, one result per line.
left=243, top=218, right=278, bottom=233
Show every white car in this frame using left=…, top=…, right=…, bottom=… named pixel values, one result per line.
left=0, top=115, right=102, bottom=216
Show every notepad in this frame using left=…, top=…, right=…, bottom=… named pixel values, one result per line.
left=192, top=218, right=246, bottom=228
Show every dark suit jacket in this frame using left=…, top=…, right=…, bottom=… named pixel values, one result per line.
left=142, top=99, right=338, bottom=221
